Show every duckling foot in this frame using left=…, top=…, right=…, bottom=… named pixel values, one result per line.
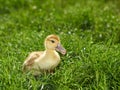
left=49, top=70, right=55, bottom=74
left=34, top=75, right=39, bottom=80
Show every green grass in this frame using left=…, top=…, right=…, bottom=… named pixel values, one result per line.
left=0, top=0, right=120, bottom=90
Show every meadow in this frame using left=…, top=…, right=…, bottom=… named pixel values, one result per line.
left=0, top=0, right=120, bottom=90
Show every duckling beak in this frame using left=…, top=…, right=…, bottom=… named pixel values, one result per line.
left=55, top=43, right=66, bottom=55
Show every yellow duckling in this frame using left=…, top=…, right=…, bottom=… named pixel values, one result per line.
left=22, top=34, right=66, bottom=75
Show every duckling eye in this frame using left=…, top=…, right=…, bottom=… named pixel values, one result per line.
left=51, top=40, right=55, bottom=43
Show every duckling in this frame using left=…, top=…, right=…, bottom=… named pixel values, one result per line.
left=22, top=34, right=66, bottom=75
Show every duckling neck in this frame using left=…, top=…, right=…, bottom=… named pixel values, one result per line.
left=44, top=49, right=60, bottom=60
left=45, top=49, right=56, bottom=54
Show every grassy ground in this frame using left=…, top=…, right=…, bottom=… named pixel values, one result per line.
left=0, top=0, right=120, bottom=90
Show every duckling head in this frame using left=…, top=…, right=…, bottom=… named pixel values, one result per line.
left=45, top=34, right=66, bottom=55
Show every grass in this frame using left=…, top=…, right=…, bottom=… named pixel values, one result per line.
left=0, top=0, right=120, bottom=90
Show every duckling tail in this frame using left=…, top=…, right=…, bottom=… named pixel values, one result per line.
left=22, top=64, right=27, bottom=72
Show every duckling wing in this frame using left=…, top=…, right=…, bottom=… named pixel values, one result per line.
left=22, top=51, right=44, bottom=71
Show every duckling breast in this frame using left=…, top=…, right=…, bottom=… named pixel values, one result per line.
left=36, top=51, right=61, bottom=70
